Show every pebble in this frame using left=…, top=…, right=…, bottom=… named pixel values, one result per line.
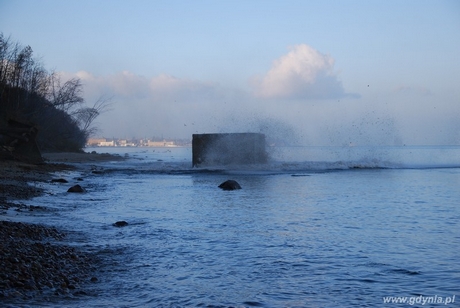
left=0, top=221, right=98, bottom=300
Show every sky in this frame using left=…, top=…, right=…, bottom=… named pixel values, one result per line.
left=1, top=0, right=460, bottom=145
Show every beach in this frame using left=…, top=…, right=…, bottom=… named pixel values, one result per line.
left=0, top=152, right=123, bottom=301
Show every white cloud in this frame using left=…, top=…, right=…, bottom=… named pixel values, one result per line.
left=111, top=71, right=150, bottom=97
left=72, top=70, right=221, bottom=102
left=251, top=44, right=356, bottom=100
left=59, top=70, right=245, bottom=138
left=148, top=74, right=221, bottom=102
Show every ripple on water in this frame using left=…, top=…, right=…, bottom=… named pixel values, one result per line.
left=16, top=157, right=460, bottom=307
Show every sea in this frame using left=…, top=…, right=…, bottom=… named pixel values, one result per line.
left=5, top=145, right=460, bottom=307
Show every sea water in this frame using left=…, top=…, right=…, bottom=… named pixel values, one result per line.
left=6, top=146, right=460, bottom=307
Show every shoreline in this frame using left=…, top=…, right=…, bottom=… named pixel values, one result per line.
left=42, top=151, right=125, bottom=163
left=0, top=152, right=123, bottom=302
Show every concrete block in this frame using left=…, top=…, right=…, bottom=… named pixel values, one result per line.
left=192, top=133, right=267, bottom=167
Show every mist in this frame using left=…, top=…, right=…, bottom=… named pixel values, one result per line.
left=65, top=44, right=459, bottom=146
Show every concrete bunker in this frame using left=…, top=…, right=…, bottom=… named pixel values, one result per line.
left=192, top=133, right=267, bottom=167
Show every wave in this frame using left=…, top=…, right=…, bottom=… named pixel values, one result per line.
left=80, top=145, right=460, bottom=176
left=88, top=158, right=460, bottom=177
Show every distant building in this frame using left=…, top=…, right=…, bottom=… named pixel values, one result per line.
left=87, top=138, right=107, bottom=146
left=99, top=140, right=115, bottom=146
left=86, top=137, right=184, bottom=147
left=146, top=140, right=175, bottom=147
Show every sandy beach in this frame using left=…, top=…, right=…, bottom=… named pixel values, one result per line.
left=0, top=152, right=123, bottom=301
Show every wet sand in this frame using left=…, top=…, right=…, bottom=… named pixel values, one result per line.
left=0, top=152, right=123, bottom=301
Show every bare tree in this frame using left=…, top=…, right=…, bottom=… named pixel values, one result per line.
left=47, top=72, right=84, bottom=113
left=1, top=33, right=112, bottom=151
left=0, top=35, right=49, bottom=114
left=73, top=95, right=113, bottom=138
left=0, top=34, right=13, bottom=95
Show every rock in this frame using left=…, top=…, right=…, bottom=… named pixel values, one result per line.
left=67, top=185, right=84, bottom=193
left=113, top=221, right=128, bottom=227
left=218, top=180, right=242, bottom=191
left=51, top=178, right=68, bottom=183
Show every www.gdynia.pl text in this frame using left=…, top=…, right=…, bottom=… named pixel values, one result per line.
left=383, top=294, right=455, bottom=305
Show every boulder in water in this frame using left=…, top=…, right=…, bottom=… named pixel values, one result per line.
left=67, top=185, right=84, bottom=193
left=51, top=178, right=68, bottom=183
left=113, top=221, right=128, bottom=227
left=218, top=180, right=242, bottom=191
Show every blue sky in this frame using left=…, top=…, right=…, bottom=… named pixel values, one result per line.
left=1, top=0, right=459, bottom=145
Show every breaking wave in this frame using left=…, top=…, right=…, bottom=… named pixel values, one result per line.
left=85, top=145, right=460, bottom=176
